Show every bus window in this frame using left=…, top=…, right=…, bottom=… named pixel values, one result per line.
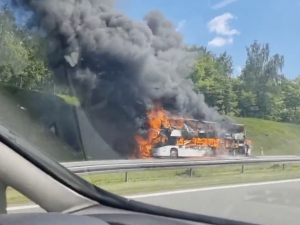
left=198, top=130, right=207, bottom=138
left=166, top=137, right=177, bottom=145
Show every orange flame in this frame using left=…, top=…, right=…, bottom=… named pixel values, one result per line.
left=135, top=103, right=170, bottom=158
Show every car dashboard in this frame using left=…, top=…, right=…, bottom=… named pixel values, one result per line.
left=0, top=207, right=206, bottom=225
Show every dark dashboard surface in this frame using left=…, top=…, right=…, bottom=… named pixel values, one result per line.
left=0, top=212, right=206, bottom=225
left=0, top=213, right=110, bottom=225
left=1, top=203, right=264, bottom=225
left=72, top=205, right=206, bottom=225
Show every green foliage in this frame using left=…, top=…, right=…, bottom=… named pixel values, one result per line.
left=191, top=50, right=238, bottom=116
left=0, top=6, right=56, bottom=91
left=189, top=40, right=300, bottom=124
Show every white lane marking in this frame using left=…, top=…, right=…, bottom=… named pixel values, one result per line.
left=125, top=178, right=300, bottom=199
left=7, top=178, right=300, bottom=211
left=7, top=205, right=40, bottom=211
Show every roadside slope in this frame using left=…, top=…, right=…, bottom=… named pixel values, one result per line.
left=0, top=86, right=83, bottom=162
left=235, top=117, right=300, bottom=155
left=1, top=85, right=121, bottom=161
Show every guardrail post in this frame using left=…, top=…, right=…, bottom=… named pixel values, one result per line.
left=125, top=172, right=129, bottom=182
left=241, top=165, right=244, bottom=173
left=282, top=164, right=285, bottom=170
left=189, top=168, right=193, bottom=177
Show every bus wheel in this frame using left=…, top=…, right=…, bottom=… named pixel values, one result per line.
left=233, top=150, right=237, bottom=156
left=170, top=149, right=178, bottom=158
left=211, top=147, right=217, bottom=156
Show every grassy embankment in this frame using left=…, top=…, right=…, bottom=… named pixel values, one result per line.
left=234, top=117, right=300, bottom=156
left=2, top=85, right=300, bottom=205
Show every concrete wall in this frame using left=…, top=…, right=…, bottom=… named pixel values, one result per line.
left=75, top=108, right=121, bottom=160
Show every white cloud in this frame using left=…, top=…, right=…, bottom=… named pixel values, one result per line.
left=207, top=13, right=239, bottom=47
left=211, top=0, right=238, bottom=9
left=207, top=13, right=239, bottom=36
left=176, top=20, right=186, bottom=31
left=235, top=66, right=242, bottom=73
left=208, top=37, right=233, bottom=47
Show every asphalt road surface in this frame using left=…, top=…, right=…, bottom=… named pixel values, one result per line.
left=7, top=179, right=300, bottom=225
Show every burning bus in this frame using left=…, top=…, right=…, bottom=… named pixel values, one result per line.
left=135, top=103, right=252, bottom=158
left=151, top=118, right=222, bottom=158
left=150, top=120, right=252, bottom=158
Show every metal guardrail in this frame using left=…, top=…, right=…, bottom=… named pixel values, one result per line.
left=61, top=156, right=300, bottom=175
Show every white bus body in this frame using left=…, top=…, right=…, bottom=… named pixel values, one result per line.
left=151, top=128, right=212, bottom=158
left=152, top=145, right=210, bottom=158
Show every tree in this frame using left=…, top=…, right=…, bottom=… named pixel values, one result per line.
left=0, top=5, right=54, bottom=90
left=0, top=6, right=29, bottom=80
left=281, top=76, right=300, bottom=123
left=191, top=50, right=237, bottom=116
left=239, top=40, right=285, bottom=119
left=215, top=52, right=237, bottom=115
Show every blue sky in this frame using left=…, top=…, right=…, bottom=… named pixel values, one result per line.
left=117, top=0, right=300, bottom=78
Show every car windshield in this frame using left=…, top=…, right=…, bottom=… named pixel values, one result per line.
left=1, top=1, right=300, bottom=224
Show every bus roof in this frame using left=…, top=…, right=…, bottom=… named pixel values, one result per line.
left=202, top=120, right=218, bottom=124
left=168, top=116, right=198, bottom=121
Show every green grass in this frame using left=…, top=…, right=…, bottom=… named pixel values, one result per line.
left=7, top=163, right=300, bottom=206
left=234, top=117, right=300, bottom=156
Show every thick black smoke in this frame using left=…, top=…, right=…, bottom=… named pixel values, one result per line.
left=13, top=0, right=223, bottom=157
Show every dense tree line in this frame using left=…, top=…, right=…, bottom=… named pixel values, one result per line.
left=0, top=6, right=69, bottom=94
left=189, top=43, right=300, bottom=124
left=1, top=6, right=300, bottom=124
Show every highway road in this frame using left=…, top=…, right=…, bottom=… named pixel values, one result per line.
left=7, top=179, right=300, bottom=225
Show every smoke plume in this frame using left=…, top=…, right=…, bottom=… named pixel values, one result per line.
left=12, top=0, right=223, bottom=157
